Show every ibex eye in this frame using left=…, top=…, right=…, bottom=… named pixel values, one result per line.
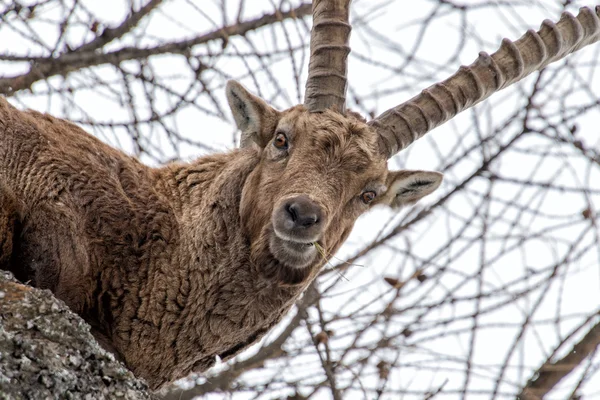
left=361, top=191, right=376, bottom=204
left=273, top=132, right=288, bottom=150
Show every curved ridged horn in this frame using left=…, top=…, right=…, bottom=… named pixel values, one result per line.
left=371, top=6, right=600, bottom=158
left=304, top=0, right=352, bottom=113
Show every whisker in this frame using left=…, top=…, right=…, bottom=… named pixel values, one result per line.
left=314, top=242, right=360, bottom=282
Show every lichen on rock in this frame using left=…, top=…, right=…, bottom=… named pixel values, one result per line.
left=0, top=271, right=156, bottom=399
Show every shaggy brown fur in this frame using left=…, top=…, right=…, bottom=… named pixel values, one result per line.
left=0, top=82, right=442, bottom=389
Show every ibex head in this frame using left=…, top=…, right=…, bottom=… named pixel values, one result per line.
left=225, top=4, right=600, bottom=285
left=227, top=81, right=442, bottom=281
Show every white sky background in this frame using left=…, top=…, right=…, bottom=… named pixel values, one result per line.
left=1, top=0, right=600, bottom=399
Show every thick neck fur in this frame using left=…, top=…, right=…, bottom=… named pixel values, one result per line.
left=140, top=149, right=322, bottom=387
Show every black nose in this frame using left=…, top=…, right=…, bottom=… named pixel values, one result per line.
left=284, top=195, right=322, bottom=228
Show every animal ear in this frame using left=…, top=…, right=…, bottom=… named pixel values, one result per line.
left=226, top=80, right=279, bottom=148
left=377, top=170, right=443, bottom=209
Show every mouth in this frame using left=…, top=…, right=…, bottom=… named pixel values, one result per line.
left=269, top=231, right=319, bottom=269
left=282, top=239, right=315, bottom=251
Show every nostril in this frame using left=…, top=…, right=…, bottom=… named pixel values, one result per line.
left=286, top=203, right=298, bottom=222
left=301, top=214, right=318, bottom=227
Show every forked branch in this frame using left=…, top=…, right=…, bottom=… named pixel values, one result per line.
left=0, top=3, right=313, bottom=96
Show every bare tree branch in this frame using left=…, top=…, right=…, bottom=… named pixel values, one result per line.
left=519, top=316, right=600, bottom=400
left=77, top=0, right=164, bottom=54
left=0, top=2, right=312, bottom=96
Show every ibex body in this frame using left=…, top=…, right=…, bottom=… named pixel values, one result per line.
left=2, top=3, right=597, bottom=387
left=0, top=82, right=441, bottom=389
